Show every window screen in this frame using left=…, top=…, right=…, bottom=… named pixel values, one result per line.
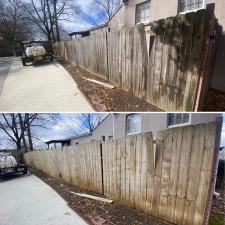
left=136, top=1, right=150, bottom=24
left=126, top=114, right=141, bottom=135
left=168, top=113, right=191, bottom=127
left=178, top=0, right=203, bottom=13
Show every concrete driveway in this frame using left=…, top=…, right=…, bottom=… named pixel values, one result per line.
left=0, top=174, right=88, bottom=225
left=0, top=57, right=93, bottom=112
left=0, top=57, right=13, bottom=95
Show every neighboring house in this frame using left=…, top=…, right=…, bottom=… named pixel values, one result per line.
left=68, top=113, right=221, bottom=145
left=45, top=139, right=71, bottom=150
left=68, top=24, right=108, bottom=40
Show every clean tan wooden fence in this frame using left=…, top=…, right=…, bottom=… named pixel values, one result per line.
left=53, top=5, right=217, bottom=111
left=24, top=120, right=222, bottom=225
left=24, top=141, right=103, bottom=193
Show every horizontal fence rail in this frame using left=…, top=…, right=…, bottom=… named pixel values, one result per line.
left=53, top=5, right=217, bottom=112
left=24, top=120, right=222, bottom=225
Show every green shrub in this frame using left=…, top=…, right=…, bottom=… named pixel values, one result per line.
left=209, top=216, right=225, bottom=225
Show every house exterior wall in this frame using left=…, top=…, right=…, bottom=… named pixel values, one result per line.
left=91, top=114, right=114, bottom=141
left=108, top=7, right=125, bottom=31
left=109, top=0, right=225, bottom=30
left=70, top=113, right=221, bottom=145
left=90, top=26, right=108, bottom=35
left=113, top=113, right=221, bottom=140
left=70, top=135, right=92, bottom=145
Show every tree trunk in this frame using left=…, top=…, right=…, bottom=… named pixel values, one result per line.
left=25, top=113, right=33, bottom=151
left=53, top=0, right=60, bottom=42
left=19, top=113, right=28, bottom=152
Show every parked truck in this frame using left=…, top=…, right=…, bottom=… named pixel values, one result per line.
left=0, top=153, right=27, bottom=178
left=21, top=41, right=54, bottom=66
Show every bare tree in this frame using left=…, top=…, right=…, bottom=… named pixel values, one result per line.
left=0, top=114, right=26, bottom=153
left=0, top=0, right=32, bottom=41
left=90, top=0, right=122, bottom=23
left=0, top=113, right=52, bottom=153
left=54, top=113, right=107, bottom=136
left=20, top=0, right=81, bottom=42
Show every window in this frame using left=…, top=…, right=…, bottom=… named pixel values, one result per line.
left=136, top=1, right=151, bottom=24
left=168, top=113, right=191, bottom=127
left=108, top=136, right=113, bottom=141
left=178, top=0, right=204, bottom=13
left=126, top=114, right=141, bottom=135
left=101, top=136, right=105, bottom=141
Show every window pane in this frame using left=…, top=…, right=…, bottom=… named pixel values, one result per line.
left=168, top=113, right=190, bottom=126
left=175, top=113, right=182, bottom=124
left=178, top=0, right=203, bottom=13
left=126, top=114, right=141, bottom=134
left=182, top=113, right=190, bottom=123
left=136, top=1, right=150, bottom=24
left=168, top=114, right=175, bottom=126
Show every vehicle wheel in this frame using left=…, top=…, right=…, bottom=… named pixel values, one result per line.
left=50, top=56, right=54, bottom=62
left=23, top=170, right=27, bottom=175
left=22, top=59, right=27, bottom=66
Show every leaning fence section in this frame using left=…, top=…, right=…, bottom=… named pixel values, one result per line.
left=24, top=121, right=221, bottom=225
left=53, top=5, right=216, bottom=112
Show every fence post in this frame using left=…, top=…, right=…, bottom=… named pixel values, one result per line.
left=105, top=31, right=109, bottom=81
left=203, top=117, right=223, bottom=225
left=100, top=141, right=104, bottom=195
left=194, top=3, right=217, bottom=111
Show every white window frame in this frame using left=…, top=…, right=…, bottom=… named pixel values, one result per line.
left=178, top=0, right=205, bottom=14
left=167, top=113, right=192, bottom=128
left=126, top=114, right=142, bottom=136
left=135, top=0, right=151, bottom=25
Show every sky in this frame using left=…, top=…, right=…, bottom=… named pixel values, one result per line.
left=0, top=113, right=108, bottom=149
left=221, top=115, right=225, bottom=147
left=61, top=0, right=108, bottom=34
left=0, top=113, right=225, bottom=149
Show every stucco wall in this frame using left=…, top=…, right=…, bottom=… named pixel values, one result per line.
left=70, top=113, right=221, bottom=145
left=91, top=114, right=114, bottom=141
left=70, top=135, right=92, bottom=145
left=90, top=26, right=108, bottom=35
left=113, top=113, right=221, bottom=140
left=108, top=7, right=125, bottom=31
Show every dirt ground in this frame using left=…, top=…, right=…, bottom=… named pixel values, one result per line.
left=210, top=189, right=225, bottom=219
left=203, top=89, right=225, bottom=111
left=30, top=168, right=173, bottom=225
left=58, top=59, right=161, bottom=112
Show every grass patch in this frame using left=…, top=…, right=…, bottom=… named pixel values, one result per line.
left=209, top=216, right=225, bottom=225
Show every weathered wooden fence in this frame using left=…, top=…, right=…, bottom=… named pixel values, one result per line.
left=53, top=5, right=217, bottom=111
left=24, top=120, right=222, bottom=225
left=0, top=47, right=14, bottom=57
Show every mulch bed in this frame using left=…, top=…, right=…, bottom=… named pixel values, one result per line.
left=58, top=59, right=161, bottom=112
left=210, top=189, right=225, bottom=219
left=30, top=168, right=173, bottom=225
left=203, top=89, right=225, bottom=111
